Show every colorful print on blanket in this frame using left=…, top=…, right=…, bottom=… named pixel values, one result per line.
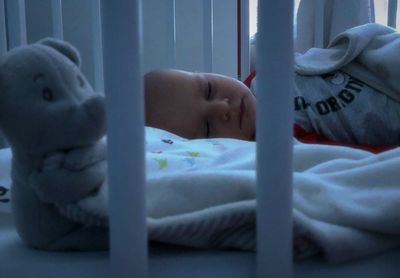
left=146, top=127, right=231, bottom=174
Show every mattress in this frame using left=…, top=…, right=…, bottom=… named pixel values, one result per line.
left=1, top=213, right=400, bottom=278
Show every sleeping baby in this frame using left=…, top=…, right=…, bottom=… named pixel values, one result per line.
left=144, top=68, right=400, bottom=148
left=145, top=23, right=400, bottom=148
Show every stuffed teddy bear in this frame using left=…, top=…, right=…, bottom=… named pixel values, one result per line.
left=0, top=38, right=109, bottom=250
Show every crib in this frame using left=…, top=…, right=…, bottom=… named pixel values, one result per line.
left=1, top=0, right=400, bottom=277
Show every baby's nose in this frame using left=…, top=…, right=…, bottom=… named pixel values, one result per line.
left=216, top=98, right=231, bottom=121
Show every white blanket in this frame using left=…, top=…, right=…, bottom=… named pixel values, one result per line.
left=70, top=128, right=400, bottom=262
left=2, top=128, right=400, bottom=262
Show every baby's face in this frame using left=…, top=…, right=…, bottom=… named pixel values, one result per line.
left=145, top=69, right=256, bottom=140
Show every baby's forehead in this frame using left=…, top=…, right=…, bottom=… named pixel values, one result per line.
left=163, top=71, right=204, bottom=93
left=145, top=69, right=242, bottom=100
left=145, top=71, right=201, bottom=104
left=146, top=69, right=194, bottom=87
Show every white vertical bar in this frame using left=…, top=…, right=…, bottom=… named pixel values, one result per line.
left=25, top=0, right=53, bottom=43
left=256, top=0, right=293, bottom=277
left=240, top=0, right=250, bottom=80
left=314, top=0, right=325, bottom=48
left=142, top=0, right=175, bottom=71
left=90, top=0, right=104, bottom=93
left=101, top=1, right=148, bottom=278
left=0, top=0, right=7, bottom=151
left=166, top=0, right=176, bottom=68
left=51, top=0, right=63, bottom=39
left=175, top=0, right=204, bottom=72
left=0, top=0, right=7, bottom=54
left=0, top=0, right=7, bottom=150
left=388, top=0, right=398, bottom=28
left=369, top=0, right=376, bottom=23
left=203, top=0, right=213, bottom=72
left=5, top=0, right=27, bottom=49
left=212, top=0, right=237, bottom=78
left=62, top=0, right=101, bottom=91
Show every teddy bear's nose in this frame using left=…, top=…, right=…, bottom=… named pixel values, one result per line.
left=83, top=95, right=106, bottom=131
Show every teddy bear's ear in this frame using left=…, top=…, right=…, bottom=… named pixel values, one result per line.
left=38, top=38, right=81, bottom=67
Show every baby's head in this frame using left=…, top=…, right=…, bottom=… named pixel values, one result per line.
left=144, top=69, right=256, bottom=140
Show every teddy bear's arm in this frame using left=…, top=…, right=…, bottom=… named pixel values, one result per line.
left=31, top=160, right=106, bottom=205
left=63, top=138, right=107, bottom=171
left=30, top=141, right=107, bottom=205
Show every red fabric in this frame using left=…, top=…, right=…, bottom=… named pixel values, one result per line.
left=243, top=71, right=398, bottom=154
left=243, top=70, right=256, bottom=88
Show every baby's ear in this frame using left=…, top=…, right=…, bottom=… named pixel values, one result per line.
left=38, top=37, right=81, bottom=67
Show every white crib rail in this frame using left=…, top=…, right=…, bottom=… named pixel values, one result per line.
left=101, top=1, right=148, bottom=277
left=0, top=0, right=7, bottom=55
left=4, top=0, right=26, bottom=49
left=50, top=0, right=63, bottom=39
left=166, top=0, right=177, bottom=68
left=256, top=0, right=294, bottom=277
left=239, top=0, right=250, bottom=80
left=203, top=0, right=213, bottom=72
left=388, top=0, right=398, bottom=28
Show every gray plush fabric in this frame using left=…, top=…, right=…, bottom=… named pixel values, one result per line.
left=0, top=38, right=108, bottom=250
left=295, top=23, right=400, bottom=103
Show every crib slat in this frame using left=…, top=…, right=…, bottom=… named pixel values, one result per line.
left=25, top=0, right=60, bottom=43
left=61, top=0, right=102, bottom=92
left=166, top=0, right=177, bottom=68
left=212, top=0, right=237, bottom=78
left=89, top=0, right=104, bottom=93
left=388, top=0, right=398, bottom=28
left=239, top=0, right=250, bottom=80
left=0, top=0, right=6, bottom=54
left=5, top=0, right=27, bottom=49
left=101, top=1, right=148, bottom=277
left=142, top=0, right=176, bottom=72
left=203, top=0, right=213, bottom=72
left=314, top=0, right=325, bottom=48
left=51, top=0, right=63, bottom=39
left=256, top=0, right=294, bottom=277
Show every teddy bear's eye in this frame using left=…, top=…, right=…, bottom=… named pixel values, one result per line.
left=42, top=88, right=54, bottom=101
left=77, top=75, right=85, bottom=87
